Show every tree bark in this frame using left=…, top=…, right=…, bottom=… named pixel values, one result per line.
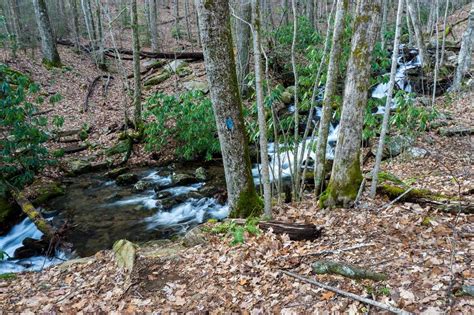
left=69, top=0, right=81, bottom=51
left=149, top=0, right=159, bottom=52
left=33, top=0, right=61, bottom=67
left=370, top=0, right=404, bottom=198
left=451, top=3, right=474, bottom=91
left=195, top=0, right=262, bottom=218
left=321, top=0, right=382, bottom=208
left=252, top=0, right=272, bottom=218
left=234, top=0, right=252, bottom=97
left=407, top=0, right=427, bottom=65
left=131, top=0, right=142, bottom=129
left=313, top=0, right=347, bottom=196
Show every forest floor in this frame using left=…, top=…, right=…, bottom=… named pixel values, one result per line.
left=0, top=79, right=472, bottom=312
left=1, top=4, right=473, bottom=313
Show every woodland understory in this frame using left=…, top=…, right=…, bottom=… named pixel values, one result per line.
left=0, top=0, right=473, bottom=313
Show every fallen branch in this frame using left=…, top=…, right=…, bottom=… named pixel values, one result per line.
left=312, top=260, right=387, bottom=281
left=230, top=219, right=322, bottom=241
left=32, top=109, right=54, bottom=116
left=280, top=270, right=412, bottom=315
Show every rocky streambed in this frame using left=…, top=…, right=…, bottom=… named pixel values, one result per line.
left=0, top=163, right=229, bottom=273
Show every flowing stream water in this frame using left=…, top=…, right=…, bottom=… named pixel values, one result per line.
left=0, top=46, right=420, bottom=274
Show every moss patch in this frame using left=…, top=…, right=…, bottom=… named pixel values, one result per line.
left=33, top=182, right=65, bottom=206
left=231, top=187, right=263, bottom=218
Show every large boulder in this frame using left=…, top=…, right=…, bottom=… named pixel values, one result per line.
left=165, top=60, right=188, bottom=72
left=182, top=226, right=207, bottom=247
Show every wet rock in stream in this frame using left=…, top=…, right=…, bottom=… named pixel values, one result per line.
left=116, top=173, right=139, bottom=186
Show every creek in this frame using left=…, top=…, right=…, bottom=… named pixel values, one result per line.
left=0, top=45, right=421, bottom=274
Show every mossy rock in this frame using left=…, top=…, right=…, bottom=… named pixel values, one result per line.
left=112, top=239, right=136, bottom=272
left=65, top=159, right=92, bottom=175
left=116, top=173, right=139, bottom=186
left=33, top=182, right=65, bottom=206
left=177, top=66, right=193, bottom=77
left=144, top=71, right=171, bottom=86
left=378, top=184, right=450, bottom=202
left=105, top=167, right=129, bottom=179
left=105, top=141, right=130, bottom=157
left=281, top=91, right=293, bottom=104
left=0, top=197, right=21, bottom=236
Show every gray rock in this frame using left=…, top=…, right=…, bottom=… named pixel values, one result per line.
left=183, top=80, right=209, bottom=93
left=165, top=60, right=188, bottom=72
left=156, top=191, right=173, bottom=199
left=133, top=180, right=151, bottom=192
left=66, top=159, right=92, bottom=175
left=183, top=226, right=207, bottom=247
left=116, top=173, right=139, bottom=186
left=403, top=147, right=429, bottom=159
left=372, top=135, right=414, bottom=159
left=105, top=167, right=129, bottom=179
left=194, top=167, right=207, bottom=181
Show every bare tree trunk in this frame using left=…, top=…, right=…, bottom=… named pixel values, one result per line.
left=234, top=0, right=252, bottom=97
left=407, top=0, right=426, bottom=65
left=33, top=0, right=62, bottom=67
left=307, top=0, right=315, bottom=27
left=432, top=0, right=440, bottom=104
left=451, top=3, right=474, bottom=91
left=7, top=0, right=22, bottom=51
left=149, top=0, right=159, bottom=52
left=380, top=0, right=388, bottom=50
left=291, top=0, right=300, bottom=199
left=69, top=0, right=81, bottom=51
left=406, top=10, right=414, bottom=46
left=320, top=0, right=382, bottom=208
left=370, top=0, right=404, bottom=198
left=252, top=0, right=272, bottom=218
left=195, top=0, right=262, bottom=218
left=131, top=0, right=142, bottom=128
left=313, top=0, right=347, bottom=196
left=440, top=0, right=450, bottom=64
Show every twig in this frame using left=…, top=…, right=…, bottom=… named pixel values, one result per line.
left=382, top=187, right=414, bottom=209
left=305, top=243, right=375, bottom=257
left=279, top=270, right=412, bottom=315
left=355, top=178, right=366, bottom=206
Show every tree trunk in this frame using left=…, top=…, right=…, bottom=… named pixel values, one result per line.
left=131, top=0, right=142, bottom=129
left=313, top=0, right=347, bottom=196
left=149, top=0, right=159, bottom=52
left=7, top=0, right=22, bottom=50
left=451, top=3, right=474, bottom=91
left=252, top=0, right=272, bottom=218
left=33, top=0, right=61, bottom=67
left=320, top=0, right=382, bottom=208
left=370, top=0, right=404, bottom=198
left=407, top=0, right=426, bottom=65
left=195, top=0, right=262, bottom=218
left=69, top=0, right=81, bottom=51
left=234, top=0, right=252, bottom=97
left=307, top=0, right=315, bottom=27
left=291, top=0, right=300, bottom=199
left=380, top=0, right=388, bottom=50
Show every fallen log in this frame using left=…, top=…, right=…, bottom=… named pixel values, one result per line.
left=312, top=260, right=387, bottom=281
left=438, top=127, right=474, bottom=137
left=280, top=270, right=412, bottom=315
left=5, top=183, right=55, bottom=240
left=57, top=39, right=203, bottom=60
left=378, top=184, right=473, bottom=214
left=231, top=219, right=322, bottom=241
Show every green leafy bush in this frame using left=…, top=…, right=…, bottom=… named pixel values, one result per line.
left=144, top=90, right=220, bottom=161
left=0, top=64, right=57, bottom=188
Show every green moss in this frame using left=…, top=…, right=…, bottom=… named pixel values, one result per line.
left=105, top=141, right=131, bottom=156
left=378, top=184, right=452, bottom=202
left=0, top=273, right=16, bottom=280
left=378, top=172, right=406, bottom=186
left=231, top=187, right=263, bottom=218
left=319, top=155, right=362, bottom=208
left=33, top=183, right=65, bottom=206
left=42, top=59, right=62, bottom=69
